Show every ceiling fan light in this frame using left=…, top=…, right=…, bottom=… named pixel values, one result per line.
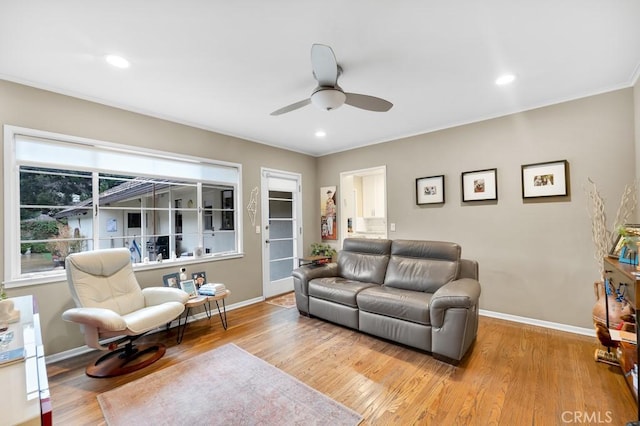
left=311, top=88, right=346, bottom=111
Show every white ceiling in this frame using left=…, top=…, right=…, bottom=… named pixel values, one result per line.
left=1, top=1, right=639, bottom=157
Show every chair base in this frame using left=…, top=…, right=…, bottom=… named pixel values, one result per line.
left=86, top=342, right=166, bottom=378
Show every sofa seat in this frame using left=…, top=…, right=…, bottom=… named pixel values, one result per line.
left=309, top=277, right=377, bottom=308
left=357, top=286, right=432, bottom=326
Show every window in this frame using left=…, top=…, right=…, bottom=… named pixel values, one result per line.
left=4, top=126, right=243, bottom=287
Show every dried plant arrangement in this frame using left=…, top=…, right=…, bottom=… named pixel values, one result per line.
left=585, top=178, right=637, bottom=279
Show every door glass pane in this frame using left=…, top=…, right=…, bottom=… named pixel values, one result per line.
left=269, top=220, right=293, bottom=239
left=270, top=239, right=293, bottom=260
left=270, top=258, right=295, bottom=281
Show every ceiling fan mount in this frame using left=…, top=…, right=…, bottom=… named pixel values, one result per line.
left=271, top=44, right=392, bottom=116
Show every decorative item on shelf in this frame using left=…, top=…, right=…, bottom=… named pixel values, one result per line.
left=585, top=178, right=638, bottom=365
left=179, top=279, right=198, bottom=298
left=592, top=280, right=633, bottom=366
left=179, top=267, right=187, bottom=282
left=585, top=178, right=637, bottom=278
left=617, top=225, right=640, bottom=265
left=192, top=272, right=207, bottom=288
left=162, top=273, right=180, bottom=289
left=0, top=299, right=20, bottom=331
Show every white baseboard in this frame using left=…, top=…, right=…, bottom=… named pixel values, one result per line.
left=45, top=302, right=595, bottom=364
left=480, top=309, right=595, bottom=337
left=45, top=296, right=265, bottom=364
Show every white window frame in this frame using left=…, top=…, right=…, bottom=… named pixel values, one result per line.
left=3, top=125, right=243, bottom=288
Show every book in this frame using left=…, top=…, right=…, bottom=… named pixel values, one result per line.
left=0, top=347, right=25, bottom=366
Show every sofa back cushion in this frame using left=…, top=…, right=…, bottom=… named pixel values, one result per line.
left=384, top=240, right=461, bottom=293
left=338, top=238, right=392, bottom=285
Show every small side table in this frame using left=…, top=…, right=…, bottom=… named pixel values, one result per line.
left=298, top=255, right=332, bottom=267
left=176, top=289, right=230, bottom=344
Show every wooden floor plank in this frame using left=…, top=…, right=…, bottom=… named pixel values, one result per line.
left=46, top=302, right=637, bottom=425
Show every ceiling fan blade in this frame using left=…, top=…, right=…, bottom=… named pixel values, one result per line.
left=270, top=98, right=311, bottom=116
left=344, top=93, right=393, bottom=112
left=311, top=44, right=339, bottom=87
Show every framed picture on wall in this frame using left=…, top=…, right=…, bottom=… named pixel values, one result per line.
left=321, top=186, right=337, bottom=240
left=461, top=168, right=498, bottom=202
left=521, top=160, right=569, bottom=199
left=416, top=175, right=445, bottom=205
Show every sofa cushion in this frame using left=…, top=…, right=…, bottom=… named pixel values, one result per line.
left=338, top=238, right=391, bottom=285
left=357, top=286, right=432, bottom=325
left=309, top=277, right=378, bottom=308
left=384, top=240, right=460, bottom=293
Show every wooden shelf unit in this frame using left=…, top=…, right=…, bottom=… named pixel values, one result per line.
left=603, top=256, right=640, bottom=421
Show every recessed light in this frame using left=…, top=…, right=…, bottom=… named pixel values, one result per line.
left=315, top=130, right=326, bottom=138
left=105, top=54, right=130, bottom=69
left=495, top=74, right=516, bottom=86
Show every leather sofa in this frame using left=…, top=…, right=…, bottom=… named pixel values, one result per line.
left=292, top=238, right=481, bottom=364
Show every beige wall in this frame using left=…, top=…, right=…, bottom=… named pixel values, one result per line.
left=318, top=89, right=636, bottom=329
left=0, top=80, right=319, bottom=354
left=1, top=78, right=636, bottom=355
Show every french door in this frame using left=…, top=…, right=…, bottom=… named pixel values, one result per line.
left=261, top=168, right=302, bottom=298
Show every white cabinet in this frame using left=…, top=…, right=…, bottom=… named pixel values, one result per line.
left=362, top=174, right=385, bottom=218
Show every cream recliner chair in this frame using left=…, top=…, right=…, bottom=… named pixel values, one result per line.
left=62, top=248, right=188, bottom=378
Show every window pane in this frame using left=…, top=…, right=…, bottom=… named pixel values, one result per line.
left=20, top=167, right=92, bottom=210
left=19, top=167, right=94, bottom=274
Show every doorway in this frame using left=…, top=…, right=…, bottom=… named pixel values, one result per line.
left=339, top=166, right=387, bottom=247
left=261, top=168, right=302, bottom=299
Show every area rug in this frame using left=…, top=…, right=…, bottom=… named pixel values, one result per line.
left=266, top=291, right=297, bottom=309
left=98, top=343, right=362, bottom=426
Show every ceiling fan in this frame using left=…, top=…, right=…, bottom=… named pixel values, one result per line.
left=270, top=44, right=393, bottom=116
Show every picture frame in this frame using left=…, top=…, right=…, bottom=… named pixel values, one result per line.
left=521, top=160, right=569, bottom=199
left=609, top=224, right=640, bottom=258
left=416, top=175, right=445, bottom=205
left=191, top=271, right=207, bottom=288
left=162, top=272, right=180, bottom=289
left=180, top=279, right=198, bottom=298
left=106, top=218, right=117, bottom=232
left=461, top=168, right=498, bottom=202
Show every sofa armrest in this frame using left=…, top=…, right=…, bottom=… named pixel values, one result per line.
left=429, top=278, right=481, bottom=328
left=292, top=263, right=338, bottom=296
left=292, top=263, right=338, bottom=314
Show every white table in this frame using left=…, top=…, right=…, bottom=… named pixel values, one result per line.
left=0, top=295, right=51, bottom=425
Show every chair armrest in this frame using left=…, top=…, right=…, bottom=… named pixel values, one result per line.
left=142, top=286, right=190, bottom=306
left=62, top=307, right=127, bottom=331
left=430, top=278, right=481, bottom=328
left=292, top=263, right=338, bottom=296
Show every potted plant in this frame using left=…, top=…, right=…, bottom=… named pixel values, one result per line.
left=310, top=243, right=337, bottom=262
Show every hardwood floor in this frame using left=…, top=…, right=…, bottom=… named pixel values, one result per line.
left=47, top=301, right=637, bottom=425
